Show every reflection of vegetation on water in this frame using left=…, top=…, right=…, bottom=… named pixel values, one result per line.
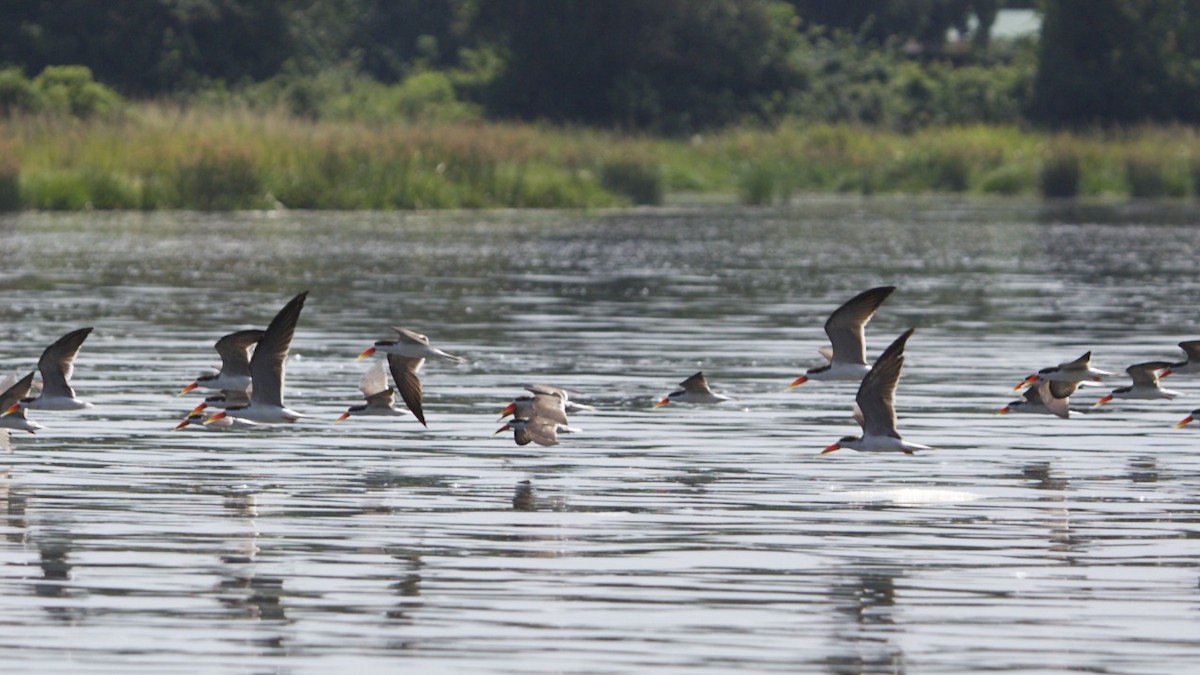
left=4, top=110, right=1199, bottom=212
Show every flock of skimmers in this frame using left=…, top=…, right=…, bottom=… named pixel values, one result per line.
left=3, top=287, right=1200, bottom=454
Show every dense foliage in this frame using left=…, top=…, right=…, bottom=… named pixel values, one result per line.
left=0, top=1, right=1197, bottom=131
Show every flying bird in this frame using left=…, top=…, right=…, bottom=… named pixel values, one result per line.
left=1093, top=361, right=1179, bottom=406
left=821, top=328, right=929, bottom=455
left=179, top=329, right=265, bottom=395
left=1012, top=351, right=1112, bottom=392
left=654, top=372, right=731, bottom=407
left=3, top=327, right=94, bottom=415
left=205, top=292, right=308, bottom=426
left=789, top=285, right=896, bottom=389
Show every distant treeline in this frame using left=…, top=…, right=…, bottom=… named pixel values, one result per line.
left=1, top=0, right=1198, bottom=132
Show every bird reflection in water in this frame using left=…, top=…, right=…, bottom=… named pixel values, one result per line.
left=1022, top=462, right=1087, bottom=564
left=0, top=470, right=28, bottom=544
left=386, top=551, right=423, bottom=624
left=826, top=565, right=907, bottom=675
left=511, top=480, right=568, bottom=512
left=1127, top=456, right=1158, bottom=484
left=215, top=490, right=290, bottom=626
left=31, top=532, right=89, bottom=624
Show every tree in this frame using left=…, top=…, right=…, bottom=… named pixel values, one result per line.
left=1030, top=0, right=1200, bottom=127
left=473, top=0, right=804, bottom=133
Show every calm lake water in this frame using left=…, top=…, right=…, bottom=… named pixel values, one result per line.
left=2, top=198, right=1200, bottom=673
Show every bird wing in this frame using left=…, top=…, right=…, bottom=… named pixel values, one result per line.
left=213, top=329, right=265, bottom=377
left=825, top=286, right=895, bottom=366
left=222, top=388, right=252, bottom=408
left=1047, top=380, right=1080, bottom=399
left=526, top=383, right=569, bottom=400
left=387, top=354, right=425, bottom=426
left=679, top=371, right=712, bottom=394
left=855, top=328, right=914, bottom=437
left=1035, top=381, right=1071, bottom=418
left=1060, top=351, right=1092, bottom=371
left=530, top=393, right=569, bottom=425
left=525, top=418, right=561, bottom=446
left=358, top=359, right=390, bottom=397
left=0, top=371, right=35, bottom=412
left=390, top=327, right=430, bottom=345
left=1179, top=340, right=1200, bottom=361
left=38, top=327, right=92, bottom=399
left=1126, top=361, right=1170, bottom=386
left=249, top=292, right=306, bottom=408
left=364, top=387, right=397, bottom=410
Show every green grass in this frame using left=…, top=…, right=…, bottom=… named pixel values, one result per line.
left=3, top=104, right=1199, bottom=210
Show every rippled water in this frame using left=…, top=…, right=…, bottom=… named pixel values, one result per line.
left=2, top=199, right=1200, bottom=672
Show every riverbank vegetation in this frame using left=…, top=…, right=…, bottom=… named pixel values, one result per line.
left=4, top=102, right=1200, bottom=212
left=3, top=1, right=1200, bottom=211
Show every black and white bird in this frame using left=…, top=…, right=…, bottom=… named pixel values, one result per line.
left=3, top=327, right=94, bottom=414
left=494, top=392, right=580, bottom=446
left=821, top=328, right=929, bottom=455
left=788, top=286, right=895, bottom=388
left=0, top=372, right=44, bottom=451
left=357, top=327, right=465, bottom=363
left=500, top=384, right=594, bottom=420
left=655, top=371, right=731, bottom=407
left=206, top=292, right=308, bottom=426
left=997, top=380, right=1079, bottom=418
left=1012, top=351, right=1111, bottom=392
left=1093, top=361, right=1179, bottom=406
left=336, top=359, right=412, bottom=422
left=179, top=329, right=265, bottom=395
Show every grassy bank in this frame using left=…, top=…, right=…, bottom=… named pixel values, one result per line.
left=3, top=104, right=1200, bottom=211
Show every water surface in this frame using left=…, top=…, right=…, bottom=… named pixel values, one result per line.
left=2, top=198, right=1200, bottom=673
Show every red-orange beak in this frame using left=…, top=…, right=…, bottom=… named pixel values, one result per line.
left=1093, top=394, right=1114, bottom=407
left=996, top=405, right=1010, bottom=415
left=178, top=382, right=199, bottom=396
left=498, top=402, right=517, bottom=420
left=820, top=442, right=841, bottom=455
left=336, top=412, right=350, bottom=422
left=786, top=375, right=808, bottom=390
left=1173, top=415, right=1194, bottom=429
left=653, top=397, right=670, bottom=408
left=1160, top=367, right=1174, bottom=379
left=203, top=411, right=228, bottom=425
left=492, top=423, right=511, bottom=436
left=188, top=402, right=208, bottom=416
left=1, top=403, right=20, bottom=417
left=355, top=346, right=376, bottom=360
left=172, top=418, right=192, bottom=430
left=1012, top=375, right=1038, bottom=392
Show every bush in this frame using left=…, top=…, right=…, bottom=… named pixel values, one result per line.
left=978, top=164, right=1032, bottom=195
left=175, top=146, right=264, bottom=210
left=0, top=67, right=43, bottom=115
left=600, top=160, right=664, bottom=205
left=0, top=160, right=18, bottom=211
left=1124, top=152, right=1187, bottom=198
left=1041, top=147, right=1081, bottom=198
left=33, top=66, right=122, bottom=118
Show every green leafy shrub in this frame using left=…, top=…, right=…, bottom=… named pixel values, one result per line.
left=0, top=67, right=43, bottom=115
left=33, top=66, right=122, bottom=118
left=0, top=156, right=18, bottom=210
left=1125, top=152, right=1187, bottom=198
left=175, top=146, right=264, bottom=210
left=978, top=164, right=1032, bottom=195
left=600, top=160, right=663, bottom=205
left=1041, top=147, right=1081, bottom=198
